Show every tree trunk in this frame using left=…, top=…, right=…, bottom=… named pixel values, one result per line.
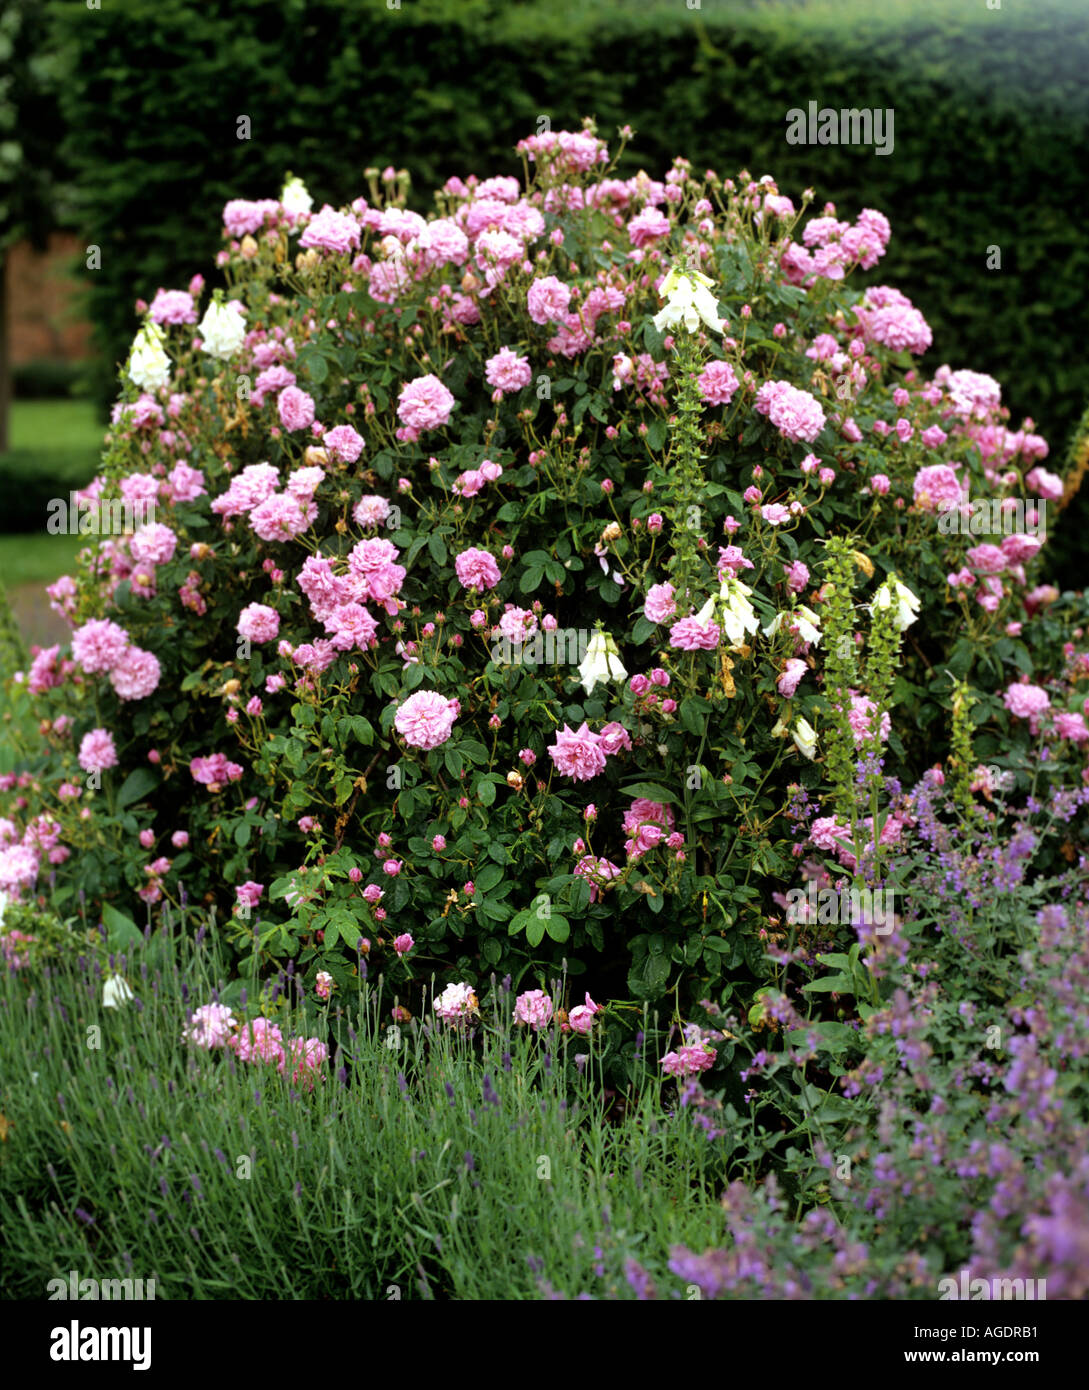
left=0, top=249, right=9, bottom=454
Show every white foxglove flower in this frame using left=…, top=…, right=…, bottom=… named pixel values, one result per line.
left=281, top=175, right=313, bottom=218
left=578, top=629, right=627, bottom=696
left=198, top=298, right=247, bottom=360
left=871, top=576, right=920, bottom=631
left=102, top=974, right=134, bottom=1010
left=127, top=320, right=171, bottom=391
left=764, top=605, right=822, bottom=647
left=792, top=717, right=818, bottom=760
left=718, top=578, right=760, bottom=646
left=653, top=266, right=724, bottom=336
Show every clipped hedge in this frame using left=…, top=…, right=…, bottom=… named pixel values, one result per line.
left=0, top=447, right=100, bottom=533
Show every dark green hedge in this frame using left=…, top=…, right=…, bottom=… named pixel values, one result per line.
left=50, top=0, right=1089, bottom=566
left=13, top=360, right=87, bottom=400
left=0, top=447, right=99, bottom=533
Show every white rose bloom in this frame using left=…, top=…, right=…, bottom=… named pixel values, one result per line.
left=198, top=299, right=247, bottom=360
left=103, top=974, right=134, bottom=1009
left=653, top=266, right=724, bottom=336
left=578, top=629, right=627, bottom=696
left=763, top=605, right=821, bottom=647
left=792, top=717, right=818, bottom=760
left=718, top=578, right=760, bottom=646
left=127, top=320, right=171, bottom=391
left=281, top=175, right=313, bottom=218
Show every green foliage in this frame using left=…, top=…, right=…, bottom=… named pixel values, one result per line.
left=0, top=579, right=26, bottom=684
left=0, top=914, right=737, bottom=1299
left=12, top=359, right=88, bottom=400
left=0, top=400, right=103, bottom=533
left=0, top=0, right=70, bottom=251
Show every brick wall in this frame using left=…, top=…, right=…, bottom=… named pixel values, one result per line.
left=8, top=233, right=93, bottom=364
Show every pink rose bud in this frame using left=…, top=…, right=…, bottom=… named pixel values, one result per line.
left=139, top=829, right=155, bottom=849
left=147, top=749, right=161, bottom=764
left=463, top=881, right=475, bottom=896
left=393, top=933, right=414, bottom=956
left=171, top=830, right=189, bottom=848
left=348, top=866, right=363, bottom=883
left=432, top=834, right=447, bottom=851
left=630, top=674, right=650, bottom=696
left=383, top=860, right=402, bottom=876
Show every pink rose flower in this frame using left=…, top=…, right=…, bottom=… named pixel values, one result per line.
left=526, top=275, right=571, bottom=325
left=644, top=582, right=676, bottom=624
left=109, top=647, right=161, bottom=701
left=236, top=881, right=264, bottom=909
left=78, top=728, right=118, bottom=775
left=237, top=602, right=280, bottom=644
left=454, top=547, right=501, bottom=591
left=777, top=659, right=808, bottom=698
left=394, top=690, right=459, bottom=750
left=278, top=386, right=316, bottom=433
left=397, top=374, right=455, bottom=435
left=485, top=347, right=532, bottom=397
left=697, top=360, right=739, bottom=406
left=182, top=1003, right=237, bottom=1049
left=548, top=723, right=607, bottom=781
left=514, top=989, right=554, bottom=1030
left=1003, top=681, right=1051, bottom=731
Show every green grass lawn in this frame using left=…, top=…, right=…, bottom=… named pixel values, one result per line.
left=0, top=397, right=105, bottom=647
left=0, top=396, right=104, bottom=594
left=8, top=398, right=105, bottom=452
left=0, top=531, right=86, bottom=589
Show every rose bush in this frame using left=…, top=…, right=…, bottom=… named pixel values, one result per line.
left=0, top=120, right=1068, bottom=1017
